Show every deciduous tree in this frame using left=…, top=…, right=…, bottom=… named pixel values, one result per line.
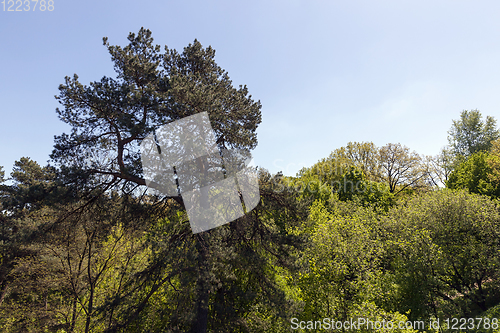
left=378, top=143, right=424, bottom=194
left=447, top=109, right=499, bottom=159
left=446, top=151, right=500, bottom=198
left=383, top=189, right=500, bottom=318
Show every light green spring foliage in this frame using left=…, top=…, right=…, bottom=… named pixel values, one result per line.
left=278, top=187, right=500, bottom=332
left=446, top=138, right=500, bottom=199
left=279, top=173, right=334, bottom=203
left=297, top=141, right=430, bottom=205
left=283, top=199, right=418, bottom=332
left=297, top=141, right=381, bottom=185
left=329, top=141, right=383, bottom=182
left=446, top=151, right=499, bottom=197
left=383, top=189, right=500, bottom=322
left=488, top=139, right=500, bottom=187
left=289, top=162, right=394, bottom=212
left=481, top=305, right=500, bottom=333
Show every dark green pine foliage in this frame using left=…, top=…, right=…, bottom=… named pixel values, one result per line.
left=1, top=157, right=62, bottom=213
left=51, top=27, right=261, bottom=198
left=0, top=158, right=69, bottom=332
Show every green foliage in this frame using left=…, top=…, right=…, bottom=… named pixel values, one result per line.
left=284, top=163, right=394, bottom=211
left=3, top=157, right=62, bottom=212
left=279, top=172, right=333, bottom=203
left=487, top=138, right=500, bottom=189
left=336, top=166, right=365, bottom=201
left=0, top=168, right=302, bottom=333
left=300, top=200, right=381, bottom=318
left=298, top=141, right=429, bottom=198
left=285, top=200, right=417, bottom=332
left=446, top=151, right=500, bottom=197
left=330, top=141, right=382, bottom=182
left=477, top=304, right=500, bottom=333
left=335, top=167, right=394, bottom=211
left=298, top=141, right=381, bottom=185
left=383, top=189, right=500, bottom=320
left=37, top=27, right=270, bottom=333
left=448, top=109, right=499, bottom=159
left=108, top=169, right=307, bottom=333
left=0, top=192, right=152, bottom=333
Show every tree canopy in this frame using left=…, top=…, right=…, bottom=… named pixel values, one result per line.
left=51, top=28, right=262, bottom=202
left=447, top=109, right=499, bottom=159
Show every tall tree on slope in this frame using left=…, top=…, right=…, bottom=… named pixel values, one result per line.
left=50, top=28, right=267, bottom=333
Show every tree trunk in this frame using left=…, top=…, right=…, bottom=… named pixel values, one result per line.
left=85, top=283, right=95, bottom=333
left=190, top=236, right=210, bottom=333
left=85, top=234, right=95, bottom=333
left=0, top=281, right=8, bottom=308
left=69, top=295, right=78, bottom=333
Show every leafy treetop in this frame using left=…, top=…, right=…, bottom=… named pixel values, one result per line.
left=447, top=109, right=499, bottom=159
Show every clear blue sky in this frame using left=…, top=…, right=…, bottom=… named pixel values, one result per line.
left=2, top=0, right=500, bottom=178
